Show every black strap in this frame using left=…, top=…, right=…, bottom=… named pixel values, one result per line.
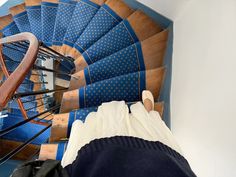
left=35, top=160, right=61, bottom=177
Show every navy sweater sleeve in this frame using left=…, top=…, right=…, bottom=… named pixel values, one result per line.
left=65, top=136, right=196, bottom=177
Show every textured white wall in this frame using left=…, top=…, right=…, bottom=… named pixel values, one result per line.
left=138, top=0, right=236, bottom=176
left=137, top=0, right=190, bottom=20
left=171, top=0, right=236, bottom=176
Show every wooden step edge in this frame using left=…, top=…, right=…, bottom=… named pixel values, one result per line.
left=90, top=0, right=106, bottom=6
left=25, top=0, right=42, bottom=6
left=55, top=77, right=70, bottom=88
left=106, top=0, right=134, bottom=19
left=49, top=113, right=70, bottom=142
left=127, top=10, right=163, bottom=41
left=9, top=3, right=26, bottom=17
left=154, top=102, right=164, bottom=117
left=39, top=143, right=58, bottom=160
left=42, top=0, right=59, bottom=3
left=30, top=70, right=47, bottom=113
left=39, top=141, right=68, bottom=160
left=0, top=14, right=14, bottom=30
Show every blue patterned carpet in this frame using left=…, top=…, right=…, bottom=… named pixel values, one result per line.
left=0, top=0, right=173, bottom=157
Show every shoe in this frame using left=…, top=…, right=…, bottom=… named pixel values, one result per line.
left=142, top=90, right=154, bottom=110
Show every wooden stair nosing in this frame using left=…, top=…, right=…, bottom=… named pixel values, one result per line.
left=9, top=3, right=26, bottom=17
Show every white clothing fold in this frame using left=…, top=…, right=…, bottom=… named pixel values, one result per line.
left=61, top=101, right=182, bottom=167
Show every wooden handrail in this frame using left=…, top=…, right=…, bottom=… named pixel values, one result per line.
left=0, top=32, right=39, bottom=110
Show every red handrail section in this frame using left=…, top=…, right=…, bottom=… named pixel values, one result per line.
left=0, top=32, right=39, bottom=111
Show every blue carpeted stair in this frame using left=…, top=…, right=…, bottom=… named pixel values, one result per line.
left=12, top=10, right=31, bottom=33
left=57, top=60, right=75, bottom=80
left=0, top=9, right=49, bottom=145
left=26, top=5, right=42, bottom=40
left=0, top=0, right=170, bottom=161
left=41, top=1, right=58, bottom=46
left=79, top=71, right=146, bottom=108
left=63, top=0, right=100, bottom=48
left=55, top=141, right=68, bottom=160
left=81, top=20, right=139, bottom=65
left=1, top=113, right=49, bottom=145
left=74, top=4, right=124, bottom=54
left=84, top=42, right=144, bottom=84
left=52, top=0, right=76, bottom=46
left=1, top=18, right=20, bottom=36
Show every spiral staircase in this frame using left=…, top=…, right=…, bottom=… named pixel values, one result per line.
left=0, top=0, right=172, bottom=171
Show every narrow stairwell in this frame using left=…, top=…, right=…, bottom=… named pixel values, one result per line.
left=0, top=0, right=172, bottom=167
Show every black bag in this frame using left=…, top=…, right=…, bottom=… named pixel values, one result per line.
left=11, top=160, right=69, bottom=177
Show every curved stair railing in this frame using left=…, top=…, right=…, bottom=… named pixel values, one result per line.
left=0, top=32, right=39, bottom=115
left=0, top=32, right=74, bottom=165
left=0, top=32, right=73, bottom=118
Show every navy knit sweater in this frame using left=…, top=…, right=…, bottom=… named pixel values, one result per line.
left=65, top=136, right=196, bottom=177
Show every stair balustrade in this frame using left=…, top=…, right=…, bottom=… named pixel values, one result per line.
left=0, top=32, right=73, bottom=165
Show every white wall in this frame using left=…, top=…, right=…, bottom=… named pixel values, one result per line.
left=42, top=59, right=54, bottom=95
left=172, top=0, right=236, bottom=176
left=138, top=0, right=236, bottom=176
left=137, top=0, right=191, bottom=20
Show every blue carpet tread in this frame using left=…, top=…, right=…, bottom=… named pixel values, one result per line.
left=1, top=114, right=50, bottom=145
left=0, top=21, right=20, bottom=36
left=56, top=59, right=75, bottom=80
left=63, top=0, right=100, bottom=48
left=84, top=42, right=145, bottom=84
left=73, top=4, right=121, bottom=54
left=71, top=30, right=168, bottom=90
left=17, top=84, right=33, bottom=92
left=0, top=15, right=26, bottom=77
left=79, top=70, right=145, bottom=108
left=41, top=1, right=59, bottom=46
left=56, top=141, right=67, bottom=160
left=22, top=101, right=38, bottom=111
left=61, top=68, right=165, bottom=112
left=74, top=10, right=163, bottom=71
left=4, top=63, right=34, bottom=88
left=52, top=0, right=77, bottom=46
left=56, top=141, right=68, bottom=160
left=8, top=100, right=37, bottom=111
left=73, top=0, right=133, bottom=55
left=82, top=20, right=139, bottom=65
left=9, top=3, right=31, bottom=33
left=0, top=14, right=20, bottom=36
left=3, top=47, right=25, bottom=65
left=5, top=59, right=20, bottom=71
left=21, top=79, right=35, bottom=90
left=10, top=108, right=38, bottom=118
left=26, top=5, right=42, bottom=40
left=13, top=11, right=31, bottom=32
